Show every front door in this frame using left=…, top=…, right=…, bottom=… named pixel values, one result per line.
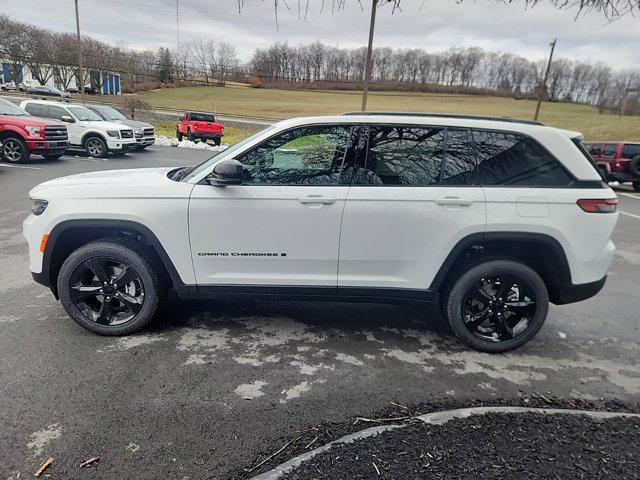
left=189, top=124, right=355, bottom=287
left=338, top=125, right=486, bottom=292
left=47, top=104, right=81, bottom=145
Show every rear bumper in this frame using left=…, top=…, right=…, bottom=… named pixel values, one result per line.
left=192, top=132, right=222, bottom=140
left=552, top=276, right=607, bottom=305
left=609, top=172, right=638, bottom=182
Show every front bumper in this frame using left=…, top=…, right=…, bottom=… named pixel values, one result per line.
left=26, top=140, right=70, bottom=152
left=106, top=138, right=137, bottom=151
left=135, top=136, right=156, bottom=147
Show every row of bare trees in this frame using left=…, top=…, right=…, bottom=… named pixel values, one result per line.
left=250, top=41, right=640, bottom=112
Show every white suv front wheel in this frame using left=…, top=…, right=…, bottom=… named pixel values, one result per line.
left=445, top=260, right=549, bottom=352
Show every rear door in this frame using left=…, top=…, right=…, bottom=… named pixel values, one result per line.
left=338, top=125, right=486, bottom=293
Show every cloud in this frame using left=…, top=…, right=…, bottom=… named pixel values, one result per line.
left=3, top=0, right=638, bottom=68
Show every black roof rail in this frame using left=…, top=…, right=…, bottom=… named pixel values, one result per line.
left=339, top=111, right=544, bottom=126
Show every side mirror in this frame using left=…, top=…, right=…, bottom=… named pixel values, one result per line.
left=207, top=159, right=243, bottom=187
left=61, top=115, right=75, bottom=123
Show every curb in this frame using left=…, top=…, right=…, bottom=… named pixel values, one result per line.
left=249, top=424, right=403, bottom=480
left=249, top=407, right=640, bottom=480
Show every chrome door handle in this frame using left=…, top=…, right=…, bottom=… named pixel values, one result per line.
left=298, top=196, right=337, bottom=205
left=435, top=197, right=474, bottom=207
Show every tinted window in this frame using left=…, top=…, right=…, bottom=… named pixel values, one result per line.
left=588, top=144, right=601, bottom=155
left=235, top=125, right=351, bottom=186
left=48, top=105, right=68, bottom=120
left=602, top=144, right=617, bottom=156
left=473, top=130, right=572, bottom=187
left=442, top=129, right=477, bottom=185
left=23, top=103, right=47, bottom=117
left=355, top=126, right=445, bottom=186
left=621, top=144, right=640, bottom=159
left=189, top=113, right=215, bottom=122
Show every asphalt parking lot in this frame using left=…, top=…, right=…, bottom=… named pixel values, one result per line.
left=1, top=146, right=639, bottom=479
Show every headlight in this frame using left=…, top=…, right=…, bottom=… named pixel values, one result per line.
left=106, top=130, right=120, bottom=138
left=25, top=125, right=44, bottom=138
left=31, top=198, right=49, bottom=216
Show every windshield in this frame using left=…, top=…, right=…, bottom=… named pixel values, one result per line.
left=184, top=125, right=276, bottom=181
left=98, top=106, right=126, bottom=121
left=0, top=100, right=28, bottom=116
left=68, top=106, right=103, bottom=121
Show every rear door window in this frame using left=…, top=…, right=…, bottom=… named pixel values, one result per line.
left=472, top=130, right=573, bottom=187
left=442, top=129, right=477, bottom=185
left=588, top=144, right=601, bottom=156
left=355, top=126, right=445, bottom=186
left=602, top=144, right=618, bottom=157
left=621, top=144, right=640, bottom=159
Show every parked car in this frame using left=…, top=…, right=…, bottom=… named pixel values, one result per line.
left=20, top=99, right=136, bottom=158
left=585, top=141, right=640, bottom=191
left=66, top=87, right=79, bottom=94
left=86, top=104, right=155, bottom=150
left=0, top=99, right=68, bottom=163
left=0, top=82, right=18, bottom=91
left=26, top=85, right=71, bottom=99
left=177, top=111, right=224, bottom=145
left=23, top=113, right=617, bottom=352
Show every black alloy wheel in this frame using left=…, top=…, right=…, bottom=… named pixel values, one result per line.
left=2, top=136, right=30, bottom=163
left=461, top=275, right=536, bottom=342
left=446, top=260, right=549, bottom=352
left=69, top=258, right=144, bottom=326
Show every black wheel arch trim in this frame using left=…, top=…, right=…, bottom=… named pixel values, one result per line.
left=37, top=219, right=186, bottom=297
left=429, top=231, right=574, bottom=302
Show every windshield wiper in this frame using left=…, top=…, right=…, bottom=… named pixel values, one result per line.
left=171, top=166, right=192, bottom=181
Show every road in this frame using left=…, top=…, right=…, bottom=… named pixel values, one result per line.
left=1, top=147, right=639, bottom=479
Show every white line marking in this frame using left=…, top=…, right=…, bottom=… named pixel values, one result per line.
left=0, top=163, right=41, bottom=170
left=620, top=211, right=640, bottom=220
left=618, top=192, right=640, bottom=200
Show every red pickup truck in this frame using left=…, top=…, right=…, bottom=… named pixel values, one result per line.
left=176, top=111, right=224, bottom=145
left=0, top=99, right=69, bottom=163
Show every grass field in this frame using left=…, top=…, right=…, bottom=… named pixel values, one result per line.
left=134, top=85, right=640, bottom=142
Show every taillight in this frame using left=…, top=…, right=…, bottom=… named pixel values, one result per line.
left=577, top=198, right=618, bottom=213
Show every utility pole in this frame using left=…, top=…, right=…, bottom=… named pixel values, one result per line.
left=176, top=0, right=180, bottom=50
left=620, top=87, right=639, bottom=116
left=74, top=0, right=85, bottom=104
left=360, top=0, right=377, bottom=112
left=533, top=38, right=556, bottom=122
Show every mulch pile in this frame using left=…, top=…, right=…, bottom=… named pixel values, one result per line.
left=285, top=412, right=640, bottom=479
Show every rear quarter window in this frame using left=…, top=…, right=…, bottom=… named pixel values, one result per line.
left=602, top=144, right=618, bottom=156
left=472, top=130, right=573, bottom=187
left=621, top=144, right=640, bottom=159
left=23, top=103, right=47, bottom=117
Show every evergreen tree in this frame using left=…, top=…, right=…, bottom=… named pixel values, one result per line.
left=156, top=47, right=173, bottom=84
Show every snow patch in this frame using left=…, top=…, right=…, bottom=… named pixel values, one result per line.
left=235, top=380, right=268, bottom=400
left=335, top=352, right=364, bottom=366
left=558, top=331, right=568, bottom=339
left=155, top=135, right=229, bottom=152
left=27, top=424, right=61, bottom=457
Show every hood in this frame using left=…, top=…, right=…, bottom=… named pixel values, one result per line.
left=30, top=167, right=176, bottom=197
left=0, top=114, right=66, bottom=127
left=110, top=118, right=153, bottom=129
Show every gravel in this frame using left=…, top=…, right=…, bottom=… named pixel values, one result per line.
left=283, top=412, right=640, bottom=479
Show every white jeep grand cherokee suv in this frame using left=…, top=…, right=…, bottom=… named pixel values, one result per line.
left=20, top=100, right=137, bottom=157
left=23, top=114, right=618, bottom=352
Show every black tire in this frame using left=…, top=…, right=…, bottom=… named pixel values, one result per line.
left=597, top=166, right=608, bottom=183
left=2, top=136, right=31, bottom=163
left=57, top=239, right=162, bottom=335
left=629, top=155, right=640, bottom=177
left=42, top=153, right=64, bottom=160
left=187, top=130, right=195, bottom=142
left=84, top=135, right=108, bottom=158
left=633, top=182, right=640, bottom=192
left=445, top=260, right=549, bottom=353
left=136, top=145, right=147, bottom=151
left=213, top=137, right=221, bottom=146
left=176, top=130, right=183, bottom=141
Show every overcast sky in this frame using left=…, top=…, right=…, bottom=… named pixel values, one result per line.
left=3, top=0, right=639, bottom=69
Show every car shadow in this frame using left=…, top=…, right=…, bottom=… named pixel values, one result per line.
left=148, top=293, right=453, bottom=338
